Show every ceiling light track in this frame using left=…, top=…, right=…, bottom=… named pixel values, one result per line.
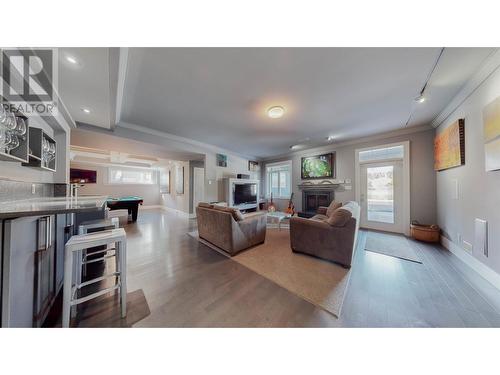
left=405, top=47, right=445, bottom=127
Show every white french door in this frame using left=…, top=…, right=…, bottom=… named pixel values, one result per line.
left=360, top=161, right=404, bottom=233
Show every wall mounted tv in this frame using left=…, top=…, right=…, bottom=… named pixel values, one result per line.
left=301, top=152, right=335, bottom=179
left=233, top=183, right=257, bottom=205
left=70, top=168, right=97, bottom=184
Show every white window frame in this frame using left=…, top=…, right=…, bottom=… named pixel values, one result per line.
left=355, top=141, right=410, bottom=236
left=265, top=160, right=292, bottom=199
left=107, top=166, right=157, bottom=185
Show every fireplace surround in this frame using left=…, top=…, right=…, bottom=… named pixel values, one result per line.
left=301, top=189, right=335, bottom=217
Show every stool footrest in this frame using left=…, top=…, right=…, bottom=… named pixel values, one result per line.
left=83, top=247, right=116, bottom=258
left=71, top=284, right=120, bottom=306
left=83, top=253, right=116, bottom=265
left=77, top=272, right=120, bottom=289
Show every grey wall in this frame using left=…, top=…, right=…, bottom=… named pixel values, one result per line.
left=436, top=65, right=500, bottom=275
left=70, top=162, right=161, bottom=206
left=262, top=127, right=437, bottom=224
left=160, top=161, right=190, bottom=213
left=189, top=160, right=205, bottom=214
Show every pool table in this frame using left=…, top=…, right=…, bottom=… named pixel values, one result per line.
left=106, top=196, right=144, bottom=222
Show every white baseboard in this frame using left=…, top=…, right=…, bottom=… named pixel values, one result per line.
left=441, top=235, right=500, bottom=290
left=140, top=205, right=163, bottom=210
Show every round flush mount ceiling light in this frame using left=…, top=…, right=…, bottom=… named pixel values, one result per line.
left=81, top=108, right=91, bottom=114
left=326, top=136, right=335, bottom=141
left=267, top=106, right=285, bottom=119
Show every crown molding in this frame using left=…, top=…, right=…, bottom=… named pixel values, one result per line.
left=431, top=48, right=500, bottom=128
left=261, top=124, right=433, bottom=162
left=117, top=121, right=258, bottom=161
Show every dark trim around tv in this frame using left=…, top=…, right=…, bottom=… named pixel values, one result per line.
left=301, top=152, right=336, bottom=180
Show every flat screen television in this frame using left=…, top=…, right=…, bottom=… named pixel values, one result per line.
left=70, top=168, right=97, bottom=184
left=233, top=183, right=257, bottom=205
left=301, top=152, right=335, bottom=179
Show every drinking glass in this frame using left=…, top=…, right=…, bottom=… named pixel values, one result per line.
left=15, top=117, right=27, bottom=137
left=4, top=132, right=17, bottom=153
left=0, top=106, right=7, bottom=125
left=5, top=112, right=17, bottom=131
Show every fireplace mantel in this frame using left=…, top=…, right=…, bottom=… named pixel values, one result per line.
left=297, top=179, right=343, bottom=190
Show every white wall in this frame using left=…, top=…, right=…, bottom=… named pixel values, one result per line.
left=160, top=161, right=190, bottom=213
left=70, top=162, right=161, bottom=206
left=436, top=65, right=500, bottom=275
left=262, top=127, right=437, bottom=224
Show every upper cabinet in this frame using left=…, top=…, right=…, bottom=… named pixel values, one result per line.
left=23, top=127, right=57, bottom=172
left=0, top=110, right=29, bottom=163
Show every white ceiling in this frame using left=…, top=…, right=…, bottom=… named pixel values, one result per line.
left=58, top=47, right=495, bottom=159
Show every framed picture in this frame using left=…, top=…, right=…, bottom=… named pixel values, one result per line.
left=159, top=169, right=170, bottom=194
left=301, top=152, right=335, bottom=179
left=175, top=165, right=184, bottom=194
left=248, top=160, right=259, bottom=172
left=483, top=96, right=500, bottom=171
left=216, top=153, right=227, bottom=167
left=434, top=119, right=465, bottom=171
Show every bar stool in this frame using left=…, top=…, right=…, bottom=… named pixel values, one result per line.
left=77, top=218, right=119, bottom=281
left=62, top=228, right=127, bottom=328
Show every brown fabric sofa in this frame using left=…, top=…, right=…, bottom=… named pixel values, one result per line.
left=196, top=203, right=267, bottom=256
left=289, top=201, right=360, bottom=268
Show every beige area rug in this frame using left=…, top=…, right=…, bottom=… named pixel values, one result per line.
left=364, top=230, right=422, bottom=263
left=187, top=229, right=351, bottom=318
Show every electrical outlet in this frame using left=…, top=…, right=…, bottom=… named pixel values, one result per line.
left=462, top=240, right=473, bottom=254
left=345, top=178, right=352, bottom=184
left=31, top=184, right=36, bottom=194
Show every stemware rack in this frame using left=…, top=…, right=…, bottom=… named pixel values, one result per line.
left=22, top=127, right=57, bottom=172
left=1, top=105, right=56, bottom=172
left=0, top=112, right=29, bottom=163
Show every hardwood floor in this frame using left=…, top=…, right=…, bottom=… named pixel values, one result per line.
left=70, top=209, right=500, bottom=327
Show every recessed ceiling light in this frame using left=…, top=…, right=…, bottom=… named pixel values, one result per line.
left=267, top=106, right=285, bottom=119
left=326, top=136, right=335, bottom=141
left=81, top=108, right=91, bottom=114
left=66, top=56, right=78, bottom=64
left=415, top=95, right=426, bottom=103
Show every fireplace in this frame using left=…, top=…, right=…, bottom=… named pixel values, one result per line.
left=302, top=189, right=335, bottom=217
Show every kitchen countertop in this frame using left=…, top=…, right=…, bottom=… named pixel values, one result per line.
left=0, top=196, right=108, bottom=219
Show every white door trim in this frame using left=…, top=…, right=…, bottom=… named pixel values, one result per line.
left=355, top=141, right=410, bottom=236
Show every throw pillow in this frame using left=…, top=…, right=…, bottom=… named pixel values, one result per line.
left=213, top=205, right=244, bottom=221
left=326, top=208, right=352, bottom=227
left=326, top=200, right=342, bottom=217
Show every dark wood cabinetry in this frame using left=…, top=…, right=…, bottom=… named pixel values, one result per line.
left=1, top=214, right=73, bottom=327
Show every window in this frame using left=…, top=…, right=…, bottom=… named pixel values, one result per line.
left=108, top=167, right=156, bottom=185
left=266, top=161, right=292, bottom=198
left=359, top=145, right=404, bottom=163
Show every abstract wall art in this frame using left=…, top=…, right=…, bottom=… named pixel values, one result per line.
left=483, top=96, right=500, bottom=171
left=434, top=119, right=465, bottom=171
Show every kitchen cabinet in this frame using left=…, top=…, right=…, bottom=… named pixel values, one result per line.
left=1, top=214, right=71, bottom=327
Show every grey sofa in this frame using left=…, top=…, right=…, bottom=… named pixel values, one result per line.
left=289, top=201, right=360, bottom=268
left=196, top=203, right=267, bottom=256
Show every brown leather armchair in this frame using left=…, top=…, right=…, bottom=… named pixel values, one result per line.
left=289, top=201, right=360, bottom=268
